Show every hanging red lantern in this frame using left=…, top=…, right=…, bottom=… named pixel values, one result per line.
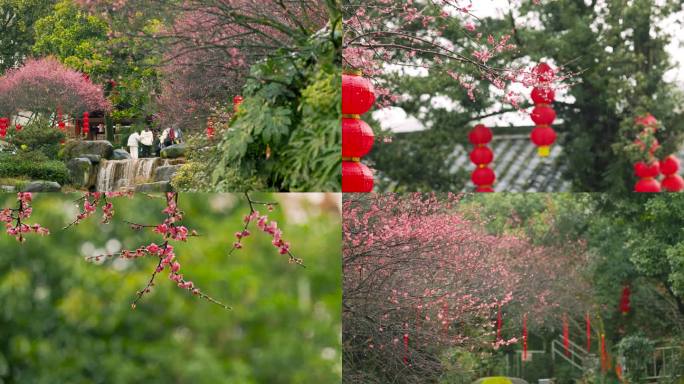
left=471, top=167, right=495, bottom=190
left=342, top=72, right=376, bottom=116
left=563, top=314, right=570, bottom=357
left=233, top=95, right=244, bottom=113
left=57, top=107, right=65, bottom=131
left=635, top=113, right=658, bottom=132
left=469, top=146, right=493, bottom=166
left=586, top=313, right=591, bottom=353
left=468, top=124, right=493, bottom=145
left=82, top=112, right=90, bottom=135
left=206, top=120, right=215, bottom=139
left=531, top=87, right=555, bottom=104
left=619, top=285, right=631, bottom=315
left=522, top=314, right=528, bottom=362
left=531, top=106, right=557, bottom=125
left=634, top=161, right=661, bottom=192
left=342, top=118, right=374, bottom=158
left=403, top=333, right=409, bottom=365
left=660, top=155, right=684, bottom=192
left=600, top=333, right=608, bottom=372
left=530, top=125, right=557, bottom=157
left=342, top=161, right=373, bottom=192
left=14, top=124, right=22, bottom=132
left=533, top=62, right=555, bottom=83
left=0, top=117, right=8, bottom=138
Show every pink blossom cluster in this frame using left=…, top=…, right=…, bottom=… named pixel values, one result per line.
left=154, top=193, right=192, bottom=241
left=69, top=192, right=131, bottom=227
left=0, top=193, right=49, bottom=242
left=234, top=210, right=294, bottom=259
left=0, top=57, right=111, bottom=116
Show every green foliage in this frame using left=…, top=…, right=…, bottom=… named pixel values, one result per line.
left=0, top=0, right=55, bottom=73
left=9, top=116, right=65, bottom=158
left=210, top=26, right=341, bottom=192
left=0, top=151, right=69, bottom=184
left=616, top=334, right=654, bottom=382
left=0, top=193, right=342, bottom=383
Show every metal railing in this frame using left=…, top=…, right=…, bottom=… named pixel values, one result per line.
left=550, top=335, right=590, bottom=371
left=642, top=345, right=683, bottom=380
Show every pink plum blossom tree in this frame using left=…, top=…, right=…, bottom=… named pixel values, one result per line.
left=0, top=57, right=111, bottom=119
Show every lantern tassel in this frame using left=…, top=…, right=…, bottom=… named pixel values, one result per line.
left=563, top=314, right=570, bottom=357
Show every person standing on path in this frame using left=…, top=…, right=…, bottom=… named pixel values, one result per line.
left=139, top=127, right=154, bottom=158
left=127, top=131, right=140, bottom=159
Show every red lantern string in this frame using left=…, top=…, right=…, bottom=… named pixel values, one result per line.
left=496, top=306, right=503, bottom=341
left=529, top=63, right=557, bottom=157
left=206, top=120, right=215, bottom=139
left=586, top=313, right=591, bottom=353
left=57, top=107, right=65, bottom=131
left=342, top=71, right=376, bottom=192
left=468, top=124, right=495, bottom=192
left=0, top=117, right=8, bottom=138
left=619, top=285, right=631, bottom=315
left=403, top=332, right=409, bottom=365
left=600, top=333, right=608, bottom=372
left=660, top=155, right=684, bottom=192
left=82, top=112, right=90, bottom=135
left=563, top=314, right=570, bottom=357
left=522, top=313, right=528, bottom=362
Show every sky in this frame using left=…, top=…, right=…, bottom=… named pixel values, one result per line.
left=374, top=0, right=684, bottom=132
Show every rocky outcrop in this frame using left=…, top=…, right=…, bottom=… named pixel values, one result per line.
left=160, top=143, right=186, bottom=159
left=154, top=165, right=182, bottom=182
left=22, top=180, right=61, bottom=192
left=67, top=158, right=93, bottom=189
left=111, top=149, right=132, bottom=160
left=134, top=181, right=173, bottom=193
left=62, top=140, right=114, bottom=160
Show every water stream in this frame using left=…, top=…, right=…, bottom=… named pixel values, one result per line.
left=96, top=158, right=171, bottom=191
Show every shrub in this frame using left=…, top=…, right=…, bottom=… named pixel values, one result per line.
left=616, top=334, right=655, bottom=383
left=10, top=117, right=65, bottom=159
left=0, top=152, right=69, bottom=184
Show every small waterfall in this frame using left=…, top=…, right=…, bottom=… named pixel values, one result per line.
left=96, top=158, right=170, bottom=191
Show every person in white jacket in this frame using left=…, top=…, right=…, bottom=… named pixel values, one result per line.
left=127, top=131, right=140, bottom=159
left=139, top=127, right=154, bottom=158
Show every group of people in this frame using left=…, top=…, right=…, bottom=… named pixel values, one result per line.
left=126, top=126, right=183, bottom=159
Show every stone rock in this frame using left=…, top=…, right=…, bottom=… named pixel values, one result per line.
left=154, top=165, right=182, bottom=182
left=135, top=181, right=173, bottom=193
left=22, top=180, right=61, bottom=192
left=83, top=154, right=102, bottom=164
left=67, top=158, right=93, bottom=189
left=160, top=143, right=186, bottom=159
left=64, top=140, right=114, bottom=160
left=112, top=149, right=132, bottom=160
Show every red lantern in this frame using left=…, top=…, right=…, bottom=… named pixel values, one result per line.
left=342, top=73, right=376, bottom=116
left=635, top=178, right=661, bottom=192
left=635, top=113, right=658, bottom=131
left=471, top=166, right=495, bottom=187
left=662, top=174, right=684, bottom=192
left=15, top=124, right=22, bottom=132
left=634, top=161, right=660, bottom=178
left=600, top=334, right=608, bottom=372
left=531, top=87, right=555, bottom=104
left=82, top=112, right=90, bottom=134
left=469, top=146, right=493, bottom=166
left=206, top=121, right=215, bottom=139
left=530, top=125, right=557, bottom=157
left=619, top=285, right=631, bottom=314
left=57, top=108, right=65, bottom=131
left=531, top=106, right=557, bottom=125
left=342, top=118, right=375, bottom=158
left=660, top=155, right=680, bottom=175
left=534, top=62, right=555, bottom=82
left=403, top=333, right=409, bottom=365
left=0, top=117, right=8, bottom=138
left=342, top=161, right=373, bottom=192
left=233, top=95, right=244, bottom=112
left=468, top=124, right=493, bottom=145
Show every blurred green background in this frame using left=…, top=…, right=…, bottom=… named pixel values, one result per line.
left=0, top=193, right=341, bottom=384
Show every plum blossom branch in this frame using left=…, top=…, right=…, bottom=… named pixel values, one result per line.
left=63, top=192, right=133, bottom=229
left=0, top=193, right=49, bottom=242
